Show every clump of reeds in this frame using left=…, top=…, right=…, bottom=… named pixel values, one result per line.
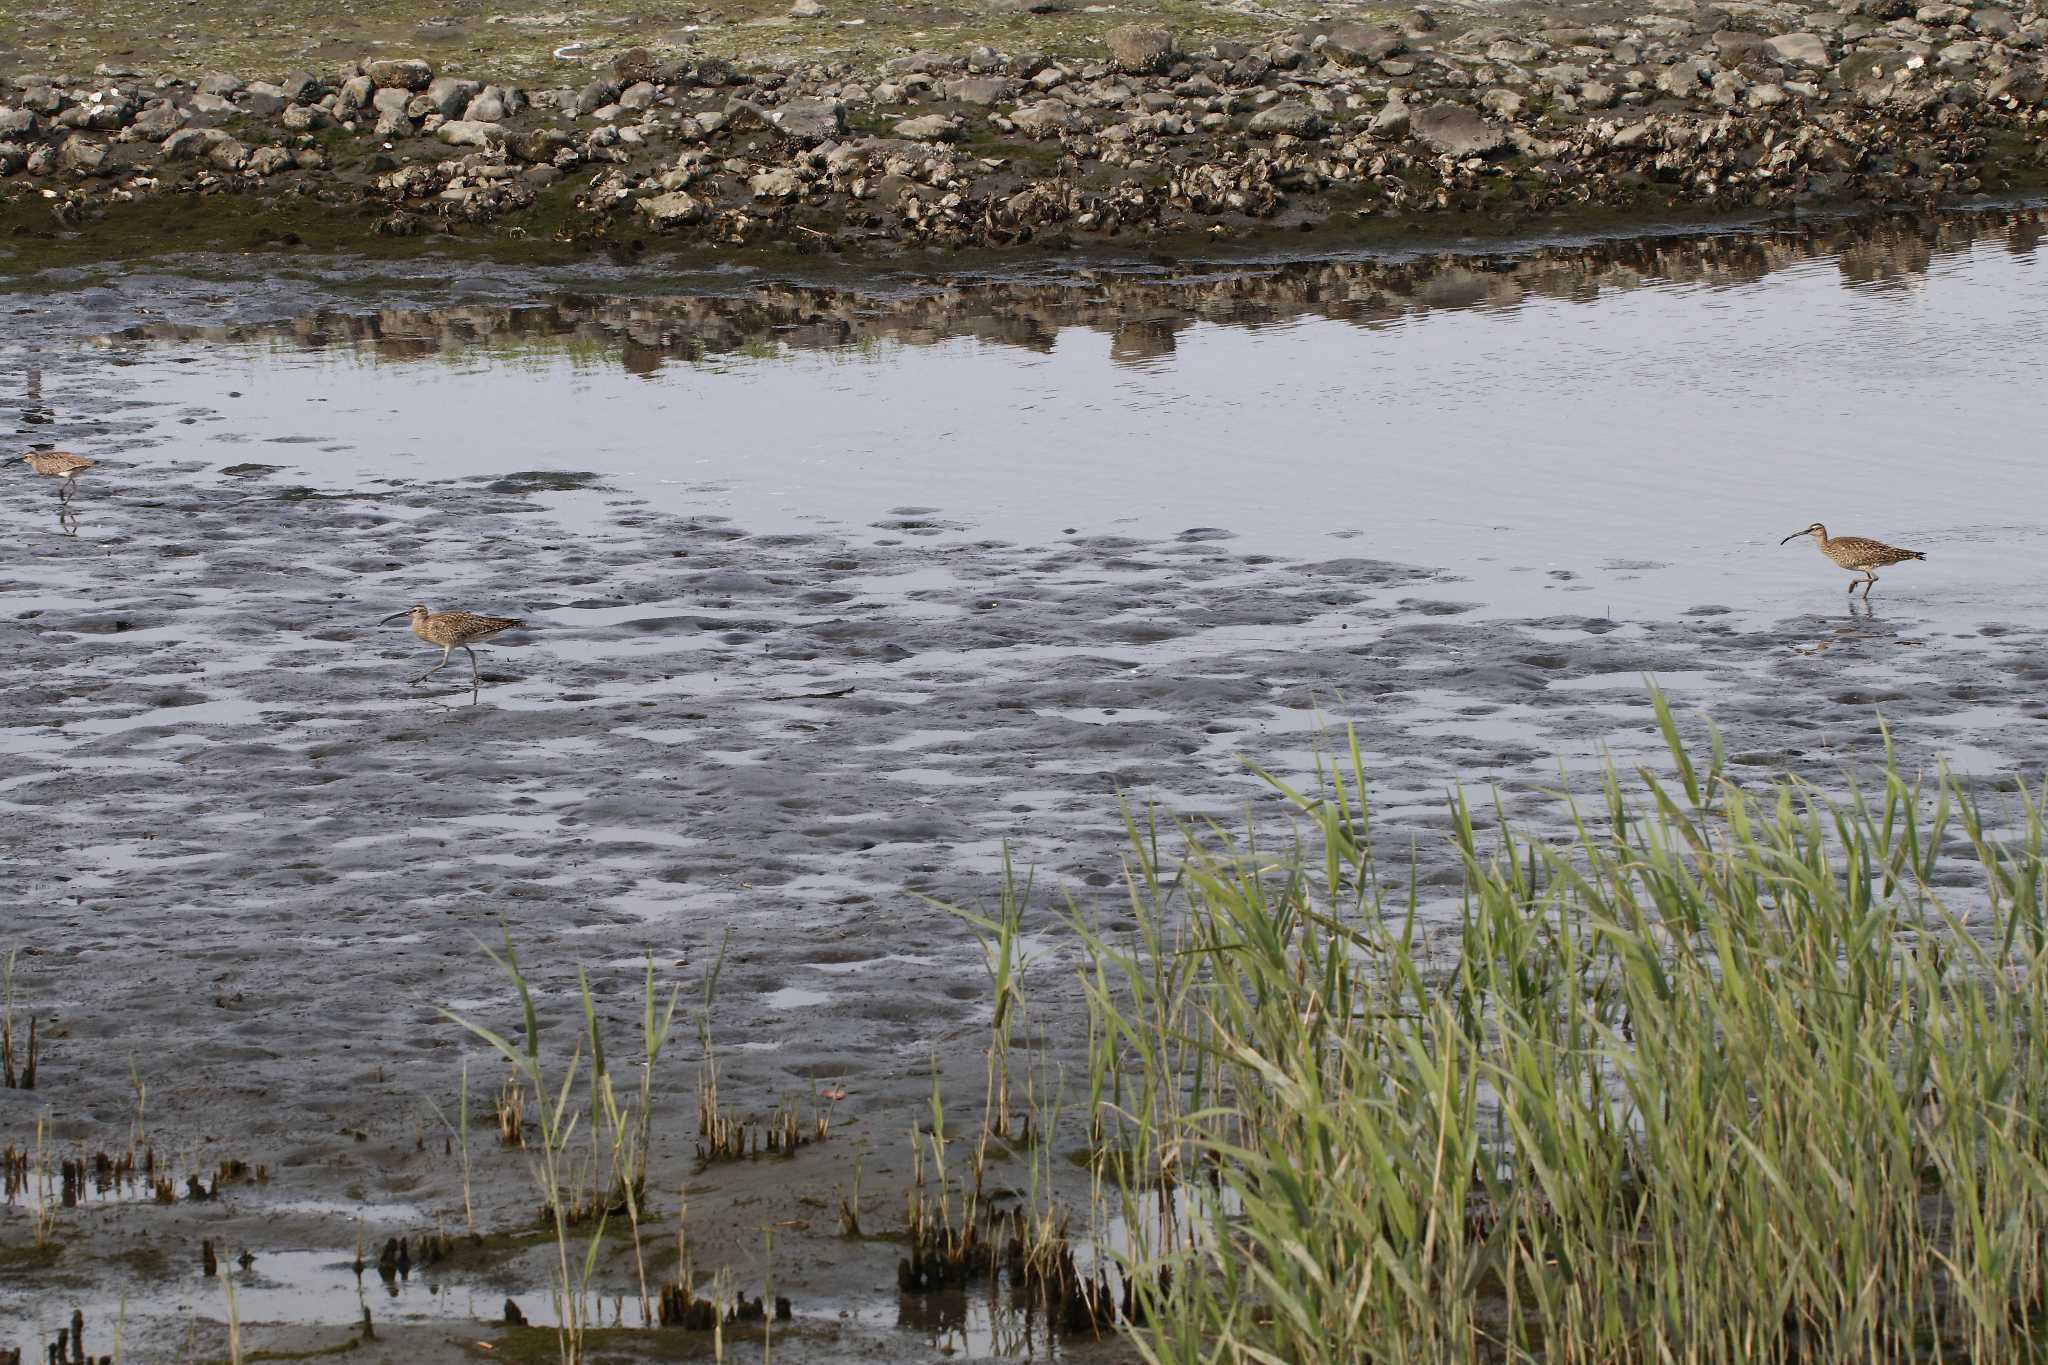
left=837, top=1150, right=865, bottom=1237
left=442, top=932, right=605, bottom=1363
left=422, top=1058, right=479, bottom=1238
left=1059, top=688, right=2048, bottom=1365
left=443, top=933, right=685, bottom=1359
left=494, top=1068, right=525, bottom=1147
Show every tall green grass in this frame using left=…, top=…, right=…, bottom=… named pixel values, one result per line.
left=1071, top=689, right=2048, bottom=1364
left=441, top=934, right=679, bottom=1362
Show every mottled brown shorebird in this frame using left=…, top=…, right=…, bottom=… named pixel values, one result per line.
left=379, top=604, right=526, bottom=686
left=21, top=450, right=95, bottom=500
left=1780, top=522, right=1926, bottom=597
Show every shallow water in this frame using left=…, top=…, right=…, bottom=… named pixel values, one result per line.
left=4, top=208, right=2047, bottom=1361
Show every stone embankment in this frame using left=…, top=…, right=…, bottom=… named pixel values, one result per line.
left=4, top=0, right=2047, bottom=252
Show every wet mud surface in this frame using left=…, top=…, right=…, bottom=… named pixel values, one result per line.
left=4, top=209, right=2048, bottom=1360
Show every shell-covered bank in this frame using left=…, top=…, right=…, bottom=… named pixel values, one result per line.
left=3, top=0, right=2048, bottom=261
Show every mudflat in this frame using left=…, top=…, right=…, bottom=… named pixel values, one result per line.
left=4, top=208, right=2048, bottom=1360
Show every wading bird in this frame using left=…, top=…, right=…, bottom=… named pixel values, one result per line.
left=21, top=449, right=95, bottom=500
left=380, top=604, right=526, bottom=686
left=1779, top=523, right=1926, bottom=597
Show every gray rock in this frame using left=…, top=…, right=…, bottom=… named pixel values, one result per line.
left=1748, top=81, right=1790, bottom=106
left=198, top=72, right=243, bottom=96
left=1987, top=62, right=2048, bottom=103
left=131, top=101, right=188, bottom=139
left=57, top=133, right=106, bottom=174
left=160, top=126, right=228, bottom=159
left=247, top=144, right=293, bottom=175
left=1765, top=32, right=1830, bottom=67
left=340, top=74, right=376, bottom=112
left=1488, top=37, right=1548, bottom=64
left=768, top=96, right=846, bottom=144
left=242, top=87, right=287, bottom=117
left=365, top=59, right=434, bottom=91
left=894, top=112, right=964, bottom=139
left=1578, top=80, right=1618, bottom=108
left=790, top=0, right=824, bottom=14
left=1917, top=3, right=1969, bottom=23
left=1657, top=59, right=1708, bottom=96
left=574, top=81, right=620, bottom=116
left=1369, top=92, right=1411, bottom=134
left=1106, top=25, right=1178, bottom=74
left=372, top=87, right=413, bottom=118
left=463, top=89, right=507, bottom=122
left=1713, top=31, right=1770, bottom=64
left=618, top=81, right=657, bottom=112
left=1010, top=99, right=1082, bottom=136
left=437, top=118, right=505, bottom=148
left=281, top=103, right=334, bottom=131
left=279, top=71, right=322, bottom=101
left=1248, top=100, right=1325, bottom=134
left=1610, top=118, right=1658, bottom=149
left=207, top=136, right=249, bottom=170
left=637, top=190, right=707, bottom=225
left=189, top=92, right=236, bottom=119
left=73, top=94, right=135, bottom=131
left=1320, top=21, right=1406, bottom=66
left=749, top=166, right=802, bottom=198
left=1480, top=86, right=1525, bottom=117
left=18, top=87, right=64, bottom=116
left=945, top=76, right=1015, bottom=105
left=0, top=107, right=35, bottom=137
left=0, top=142, right=27, bottom=174
left=1411, top=101, right=1507, bottom=155
left=423, top=76, right=481, bottom=118
left=1968, top=6, right=2019, bottom=36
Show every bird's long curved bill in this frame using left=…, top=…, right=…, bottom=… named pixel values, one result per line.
left=1778, top=531, right=1805, bottom=545
left=378, top=611, right=411, bottom=625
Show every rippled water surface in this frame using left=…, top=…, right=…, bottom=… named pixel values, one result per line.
left=4, top=209, right=2046, bottom=1361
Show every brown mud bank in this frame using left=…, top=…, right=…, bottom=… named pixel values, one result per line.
left=5, top=0, right=2048, bottom=265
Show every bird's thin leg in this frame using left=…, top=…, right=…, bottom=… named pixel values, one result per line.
left=414, top=646, right=452, bottom=686
left=1846, top=578, right=1857, bottom=593
left=1863, top=573, right=1878, bottom=598
left=466, top=646, right=480, bottom=686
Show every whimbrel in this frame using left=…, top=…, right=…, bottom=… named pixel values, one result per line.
left=21, top=450, right=95, bottom=500
left=1780, top=523, right=1926, bottom=597
left=379, top=604, right=526, bottom=686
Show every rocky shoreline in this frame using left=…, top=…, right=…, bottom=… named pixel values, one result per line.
left=3, top=0, right=2047, bottom=258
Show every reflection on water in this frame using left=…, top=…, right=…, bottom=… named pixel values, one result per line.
left=50, top=205, right=2044, bottom=626
left=1, top=1249, right=562, bottom=1363
left=89, top=208, right=2042, bottom=374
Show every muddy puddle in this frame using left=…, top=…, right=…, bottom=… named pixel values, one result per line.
left=3, top=208, right=2047, bottom=1361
